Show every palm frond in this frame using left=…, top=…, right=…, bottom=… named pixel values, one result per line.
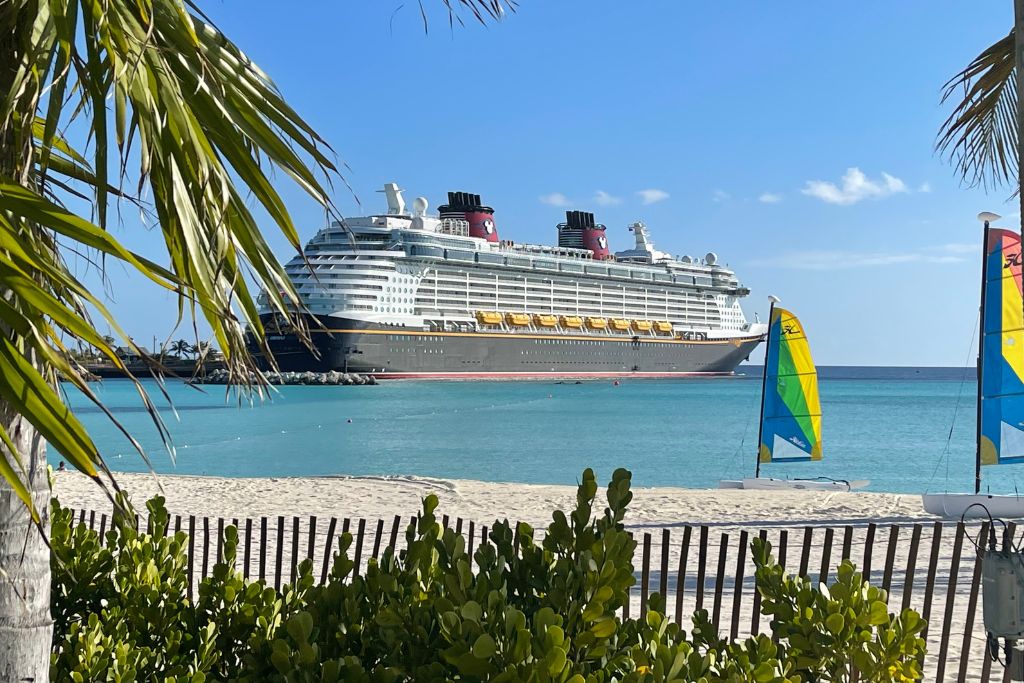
left=937, top=31, right=1018, bottom=193
left=441, top=0, right=515, bottom=25
left=417, top=0, right=515, bottom=32
left=0, top=0, right=516, bottom=516
left=0, top=188, right=179, bottom=517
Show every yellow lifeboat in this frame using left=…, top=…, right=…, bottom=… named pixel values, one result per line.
left=586, top=317, right=608, bottom=330
left=505, top=312, right=532, bottom=327
left=534, top=314, right=558, bottom=327
left=560, top=315, right=584, bottom=329
left=655, top=321, right=673, bottom=334
left=476, top=311, right=503, bottom=326
left=633, top=319, right=653, bottom=332
left=610, top=318, right=631, bottom=331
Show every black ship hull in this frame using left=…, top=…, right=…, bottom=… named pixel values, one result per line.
left=253, top=315, right=762, bottom=379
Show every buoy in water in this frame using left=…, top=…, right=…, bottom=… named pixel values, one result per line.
left=346, top=418, right=352, bottom=423
left=613, top=380, right=620, bottom=386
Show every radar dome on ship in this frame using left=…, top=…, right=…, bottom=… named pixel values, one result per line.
left=409, top=197, right=430, bottom=230
left=705, top=252, right=718, bottom=266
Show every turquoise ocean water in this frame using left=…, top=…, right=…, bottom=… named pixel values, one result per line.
left=61, top=367, right=1018, bottom=495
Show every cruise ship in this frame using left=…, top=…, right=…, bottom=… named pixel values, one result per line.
left=252, top=184, right=767, bottom=379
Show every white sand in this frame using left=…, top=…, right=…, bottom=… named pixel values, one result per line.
left=53, top=471, right=928, bottom=529
left=52, top=472, right=997, bottom=681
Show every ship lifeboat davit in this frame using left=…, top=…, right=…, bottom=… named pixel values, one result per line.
left=610, top=318, right=631, bottom=331
left=560, top=315, right=584, bottom=328
left=632, top=320, right=653, bottom=332
left=534, top=314, right=558, bottom=327
left=476, top=311, right=503, bottom=326
left=505, top=312, right=532, bottom=327
left=586, top=317, right=608, bottom=330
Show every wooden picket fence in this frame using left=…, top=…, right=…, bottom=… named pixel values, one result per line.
left=66, top=507, right=1009, bottom=682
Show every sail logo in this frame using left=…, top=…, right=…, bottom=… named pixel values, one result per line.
left=782, top=324, right=800, bottom=336
left=1005, top=251, right=1022, bottom=269
left=788, top=436, right=808, bottom=449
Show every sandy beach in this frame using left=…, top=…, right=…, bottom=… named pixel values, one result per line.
left=53, top=470, right=930, bottom=530
left=53, top=472, right=994, bottom=681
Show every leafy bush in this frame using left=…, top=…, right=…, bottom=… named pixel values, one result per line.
left=51, top=469, right=926, bottom=681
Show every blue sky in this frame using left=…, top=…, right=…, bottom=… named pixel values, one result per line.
left=91, top=1, right=1013, bottom=365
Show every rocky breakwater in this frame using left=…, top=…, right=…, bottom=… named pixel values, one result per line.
left=195, top=369, right=378, bottom=386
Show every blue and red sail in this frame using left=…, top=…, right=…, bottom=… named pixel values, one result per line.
left=980, top=229, right=1024, bottom=465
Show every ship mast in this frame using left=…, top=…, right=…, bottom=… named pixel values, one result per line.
left=754, top=295, right=779, bottom=479
left=976, top=212, right=1001, bottom=494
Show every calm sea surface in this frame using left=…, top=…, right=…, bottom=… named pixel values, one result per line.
left=61, top=367, right=1016, bottom=495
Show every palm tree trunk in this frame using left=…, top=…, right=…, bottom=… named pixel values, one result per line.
left=0, top=4, right=54, bottom=680
left=0, top=406, right=51, bottom=682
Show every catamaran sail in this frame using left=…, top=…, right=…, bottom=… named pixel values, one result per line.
left=758, top=306, right=823, bottom=465
left=720, top=301, right=866, bottom=492
left=924, top=223, right=1024, bottom=517
left=979, top=228, right=1024, bottom=468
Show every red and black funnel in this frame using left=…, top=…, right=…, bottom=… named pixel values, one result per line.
left=437, top=191, right=499, bottom=243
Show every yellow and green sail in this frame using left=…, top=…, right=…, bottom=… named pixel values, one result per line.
left=759, top=307, right=822, bottom=463
left=980, top=228, right=1024, bottom=465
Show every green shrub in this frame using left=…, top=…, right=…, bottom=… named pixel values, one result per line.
left=51, top=469, right=926, bottom=681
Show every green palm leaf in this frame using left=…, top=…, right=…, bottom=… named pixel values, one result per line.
left=937, top=32, right=1018, bottom=193
left=0, top=0, right=513, bottom=672
left=0, top=0, right=513, bottom=520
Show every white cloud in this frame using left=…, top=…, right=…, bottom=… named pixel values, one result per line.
left=759, top=192, right=783, bottom=204
left=883, top=173, right=908, bottom=193
left=919, top=182, right=932, bottom=193
left=539, top=192, right=573, bottom=207
left=636, top=188, right=670, bottom=205
left=801, top=167, right=910, bottom=205
left=711, top=189, right=730, bottom=203
left=750, top=247, right=967, bottom=270
left=593, top=190, right=622, bottom=206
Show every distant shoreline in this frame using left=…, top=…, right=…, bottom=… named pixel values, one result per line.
left=76, top=365, right=977, bottom=382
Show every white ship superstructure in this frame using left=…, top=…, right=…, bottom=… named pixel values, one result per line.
left=255, top=184, right=766, bottom=379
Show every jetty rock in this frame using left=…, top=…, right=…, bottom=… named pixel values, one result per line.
left=192, top=369, right=376, bottom=387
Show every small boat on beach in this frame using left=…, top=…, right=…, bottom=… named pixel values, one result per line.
left=922, top=213, right=1024, bottom=519
left=719, top=297, right=868, bottom=492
